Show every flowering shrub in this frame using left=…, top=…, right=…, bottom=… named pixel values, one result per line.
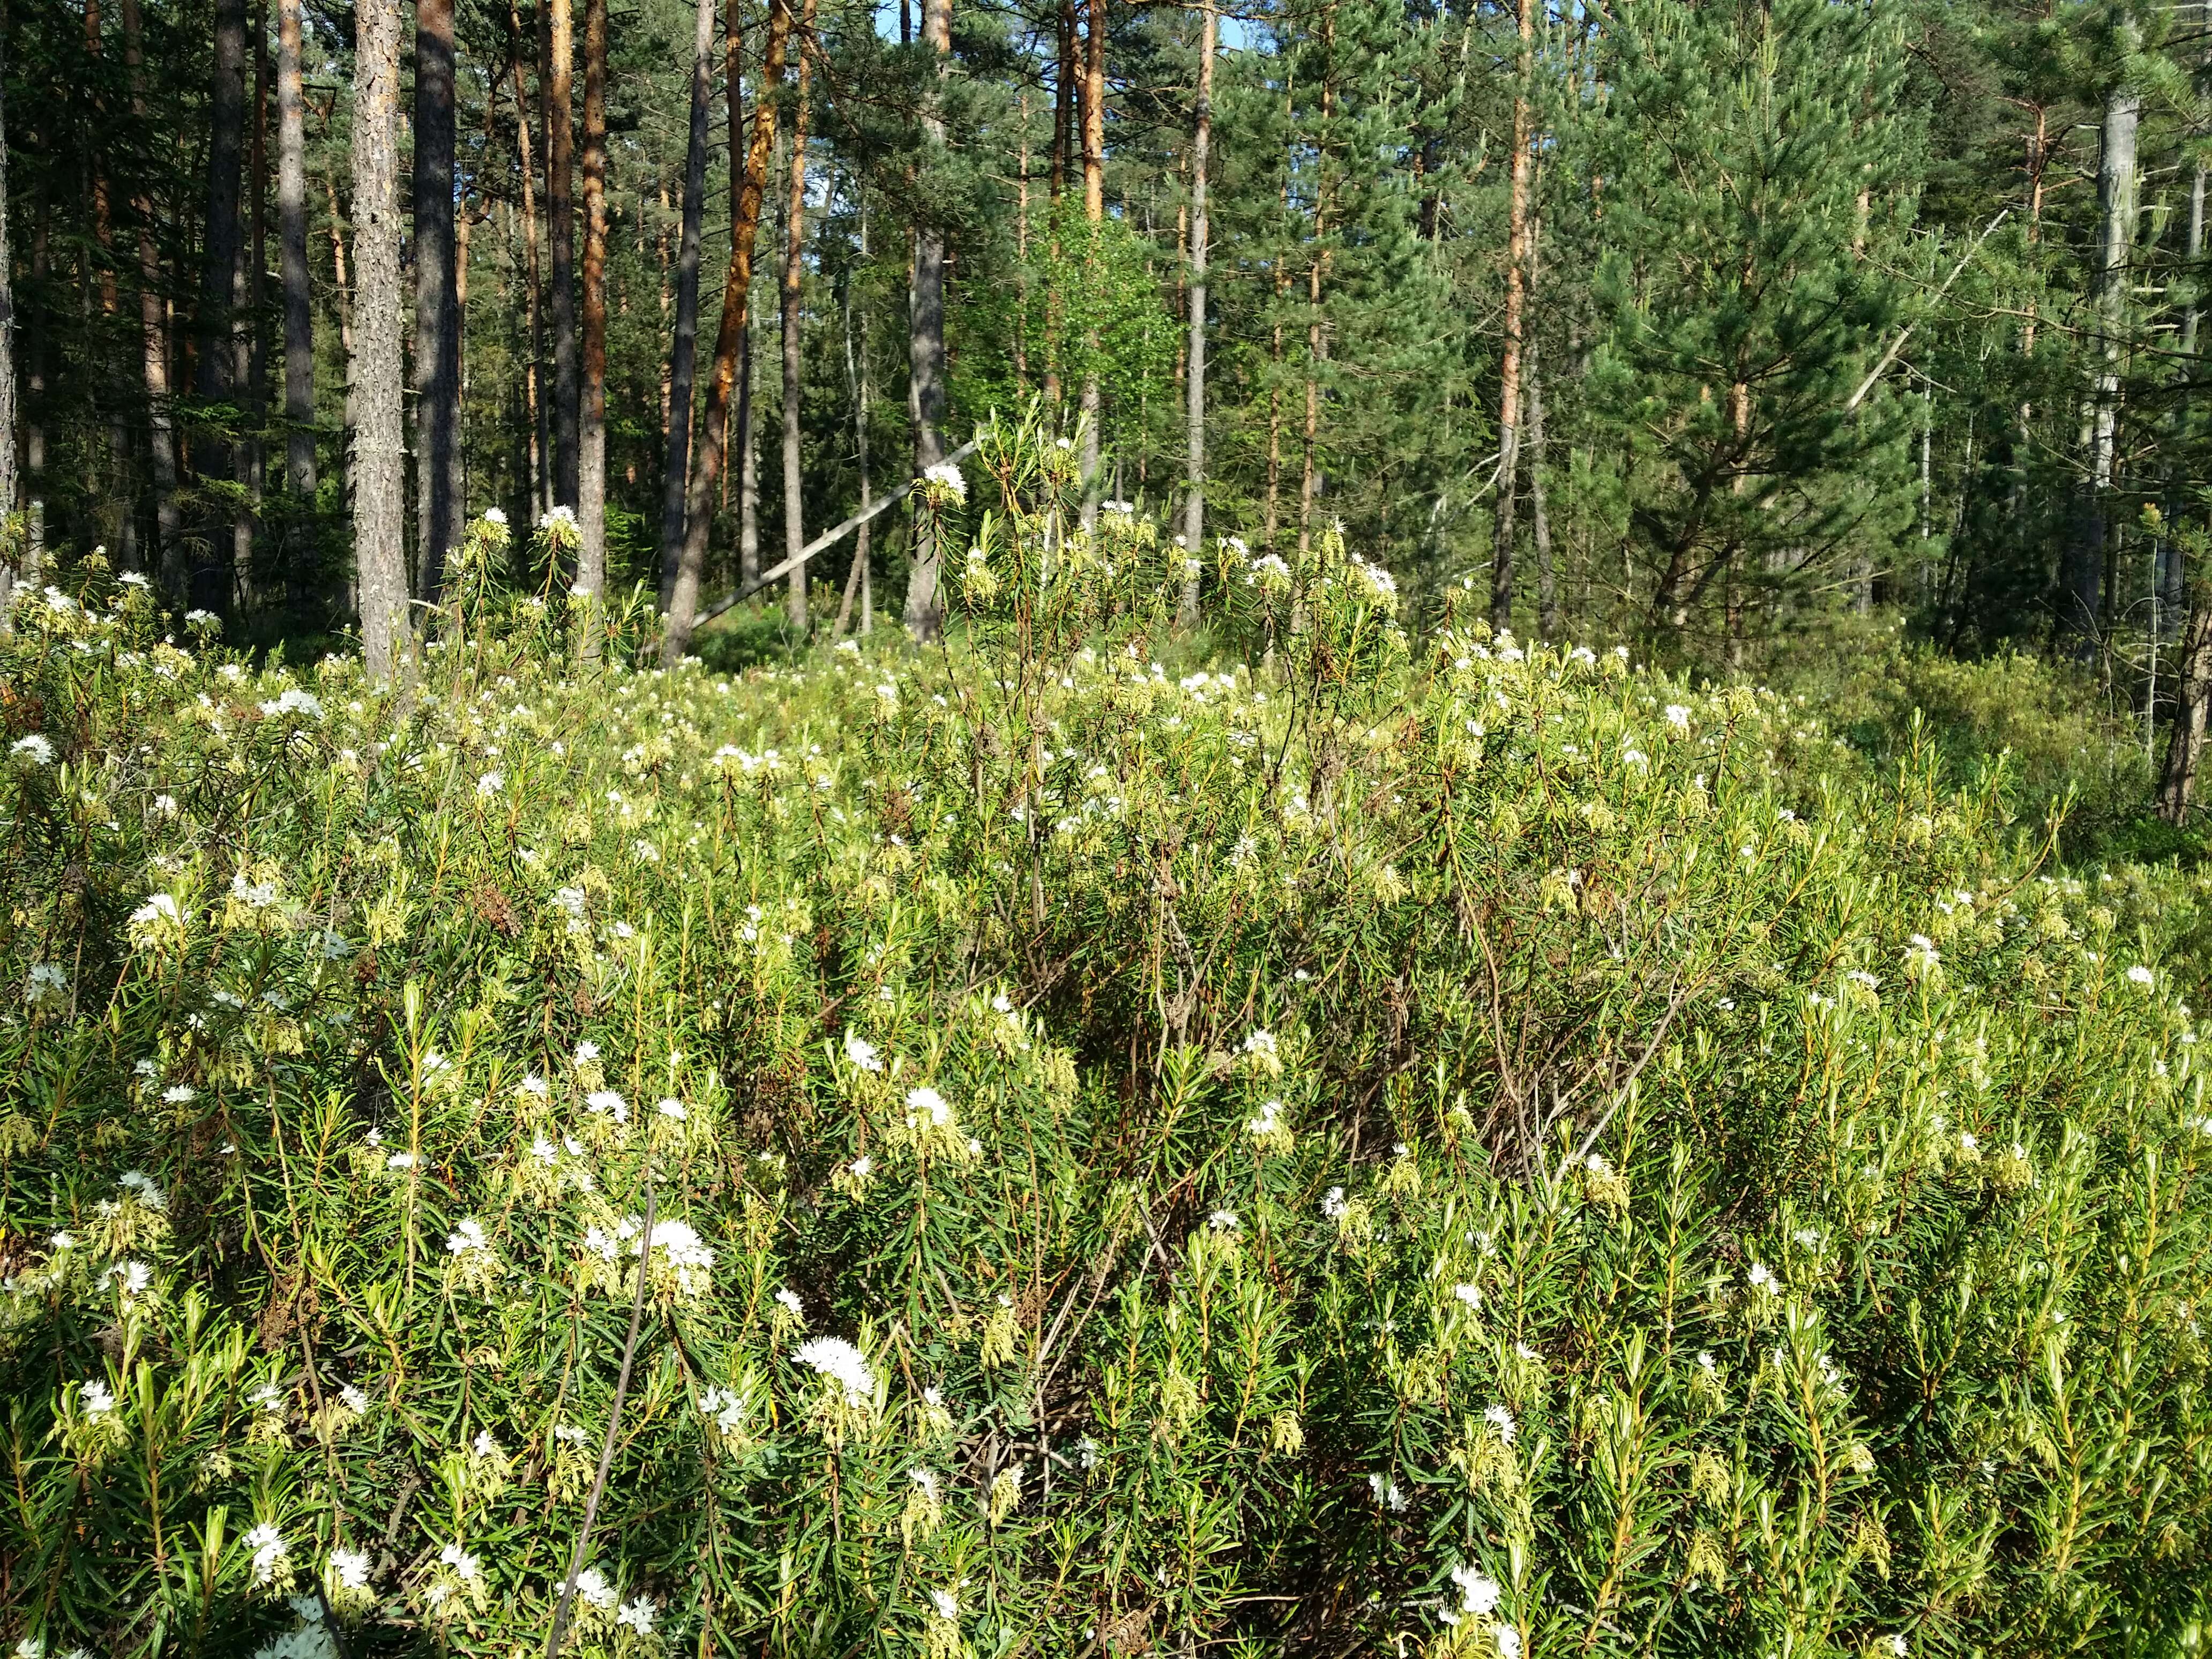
left=1, top=484, right=2208, bottom=1657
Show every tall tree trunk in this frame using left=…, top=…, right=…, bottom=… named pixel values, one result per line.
left=782, top=0, right=817, bottom=630
left=739, top=323, right=760, bottom=587
left=199, top=0, right=250, bottom=610
left=661, top=0, right=794, bottom=663
left=88, top=0, right=140, bottom=573
left=1076, top=0, right=1104, bottom=534
left=548, top=0, right=579, bottom=509
left=835, top=200, right=873, bottom=640
left=1491, top=0, right=1534, bottom=633
left=2159, top=579, right=2212, bottom=823
left=238, top=2, right=268, bottom=607
left=415, top=0, right=461, bottom=593
left=2066, top=85, right=2139, bottom=654
left=1178, top=0, right=1214, bottom=631
left=904, top=0, right=954, bottom=636
left=577, top=0, right=610, bottom=615
left=277, top=0, right=316, bottom=499
left=0, top=19, right=16, bottom=627
left=123, top=0, right=182, bottom=594
left=1530, top=331, right=1555, bottom=640
left=505, top=0, right=549, bottom=519
left=352, top=0, right=410, bottom=677
left=657, top=0, right=716, bottom=609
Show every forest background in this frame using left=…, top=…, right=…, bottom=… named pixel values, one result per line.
left=4, top=0, right=2212, bottom=808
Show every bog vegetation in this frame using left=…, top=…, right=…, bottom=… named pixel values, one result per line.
left=3, top=425, right=2210, bottom=1658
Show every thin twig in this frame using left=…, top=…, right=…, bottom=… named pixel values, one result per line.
left=546, top=1179, right=655, bottom=1658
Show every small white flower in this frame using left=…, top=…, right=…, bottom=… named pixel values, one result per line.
left=445, top=1218, right=490, bottom=1255
left=439, top=1542, right=481, bottom=1581
left=585, top=1089, right=629, bottom=1123
left=2127, top=964, right=2155, bottom=987
left=776, top=1287, right=806, bottom=1323
left=1207, top=1208, right=1240, bottom=1232
left=1484, top=1403, right=1516, bottom=1445
left=1453, top=1283, right=1482, bottom=1310
left=572, top=1567, right=617, bottom=1610
left=476, top=771, right=504, bottom=797
left=1366, top=1472, right=1409, bottom=1511
left=655, top=1096, right=688, bottom=1121
left=1885, top=1639, right=1908, bottom=1658
left=1492, top=1624, right=1523, bottom=1659
left=1746, top=1261, right=1774, bottom=1290
left=11, top=734, right=56, bottom=764
left=1321, top=1186, right=1348, bottom=1219
left=1449, top=1564, right=1501, bottom=1616
left=340, top=1384, right=371, bottom=1414
left=906, top=1086, right=951, bottom=1125
left=793, top=1336, right=875, bottom=1404
left=331, top=1548, right=372, bottom=1590
left=1664, top=705, right=1690, bottom=730
left=245, top=1522, right=289, bottom=1585
left=929, top=1588, right=961, bottom=1621
left=386, top=1152, right=419, bottom=1170
left=922, top=461, right=967, bottom=501
left=80, top=1379, right=117, bottom=1422
left=615, top=1597, right=659, bottom=1635
left=1959, top=1131, right=1979, bottom=1154
left=844, top=1030, right=883, bottom=1072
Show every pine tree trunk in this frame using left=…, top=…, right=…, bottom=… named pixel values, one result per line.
left=238, top=5, right=268, bottom=608
left=577, top=0, right=610, bottom=619
left=2160, top=581, right=2212, bottom=824
left=415, top=0, right=461, bottom=593
left=1530, top=331, right=1555, bottom=641
left=505, top=0, right=549, bottom=519
left=905, top=0, right=954, bottom=636
left=738, top=322, right=761, bottom=585
left=88, top=0, right=141, bottom=574
left=1491, top=0, right=1533, bottom=634
left=276, top=0, right=316, bottom=499
left=548, top=0, right=580, bottom=510
left=123, top=0, right=182, bottom=594
left=661, top=0, right=793, bottom=663
left=2066, top=86, right=2139, bottom=654
left=834, top=198, right=873, bottom=640
left=1178, top=0, right=1214, bottom=631
left=1075, top=0, right=1104, bottom=535
left=352, top=0, right=410, bottom=678
left=657, top=0, right=716, bottom=609
left=0, top=24, right=16, bottom=629
left=782, top=0, right=817, bottom=631
left=199, top=0, right=250, bottom=611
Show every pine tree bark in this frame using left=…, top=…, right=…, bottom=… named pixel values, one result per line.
left=739, top=323, right=761, bottom=587
left=199, top=0, right=250, bottom=609
left=1076, top=0, right=1105, bottom=534
left=905, top=0, right=954, bottom=636
left=87, top=0, right=140, bottom=574
left=2160, top=579, right=2212, bottom=823
left=0, top=26, right=16, bottom=627
left=122, top=0, right=183, bottom=593
left=415, top=0, right=461, bottom=592
left=2066, top=84, right=2139, bottom=654
left=782, top=0, right=817, bottom=630
left=504, top=0, right=549, bottom=518
left=237, top=4, right=268, bottom=606
left=548, top=0, right=580, bottom=509
left=1178, top=0, right=1214, bottom=631
left=577, top=0, right=611, bottom=614
left=835, top=202, right=873, bottom=640
left=657, top=0, right=716, bottom=609
left=1491, top=0, right=1534, bottom=633
left=1530, top=331, right=1556, bottom=640
left=661, top=0, right=794, bottom=663
left=352, top=0, right=409, bottom=676
left=276, top=0, right=316, bottom=499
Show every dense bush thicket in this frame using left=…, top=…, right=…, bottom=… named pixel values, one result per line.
left=2, top=423, right=2209, bottom=1658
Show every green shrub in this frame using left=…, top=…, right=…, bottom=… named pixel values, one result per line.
left=1, top=431, right=2208, bottom=1657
